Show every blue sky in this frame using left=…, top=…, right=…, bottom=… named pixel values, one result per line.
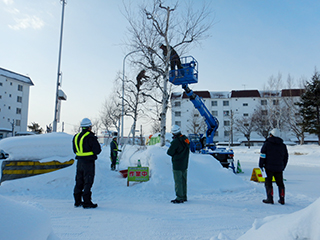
left=1, top=0, right=319, bottom=134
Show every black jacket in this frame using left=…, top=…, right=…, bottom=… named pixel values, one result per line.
left=73, top=129, right=101, bottom=161
left=259, top=136, right=288, bottom=172
left=110, top=139, right=119, bottom=158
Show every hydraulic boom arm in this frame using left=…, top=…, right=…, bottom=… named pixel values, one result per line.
left=182, top=84, right=219, bottom=150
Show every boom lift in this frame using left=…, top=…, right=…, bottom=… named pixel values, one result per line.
left=169, top=56, right=235, bottom=171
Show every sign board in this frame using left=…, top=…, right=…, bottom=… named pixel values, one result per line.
left=127, top=167, right=149, bottom=186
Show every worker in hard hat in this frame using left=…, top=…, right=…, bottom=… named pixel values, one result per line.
left=259, top=128, right=288, bottom=205
left=72, top=118, right=101, bottom=209
left=110, top=132, right=121, bottom=171
left=167, top=125, right=190, bottom=204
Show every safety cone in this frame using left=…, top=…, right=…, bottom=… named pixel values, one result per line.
left=236, top=160, right=244, bottom=174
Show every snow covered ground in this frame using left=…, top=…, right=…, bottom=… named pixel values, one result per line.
left=0, top=133, right=320, bottom=240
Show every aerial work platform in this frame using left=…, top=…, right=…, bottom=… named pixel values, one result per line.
left=169, top=56, right=198, bottom=85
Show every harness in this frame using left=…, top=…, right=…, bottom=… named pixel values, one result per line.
left=74, top=132, right=94, bottom=156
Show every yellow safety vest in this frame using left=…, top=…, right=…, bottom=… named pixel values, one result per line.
left=74, top=132, right=94, bottom=156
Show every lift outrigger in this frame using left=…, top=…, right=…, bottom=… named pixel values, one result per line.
left=169, top=56, right=235, bottom=172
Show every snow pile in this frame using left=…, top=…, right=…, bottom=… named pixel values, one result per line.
left=239, top=197, right=320, bottom=239
left=0, top=195, right=58, bottom=240
left=0, top=132, right=73, bottom=160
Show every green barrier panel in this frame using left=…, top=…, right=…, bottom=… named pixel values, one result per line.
left=127, top=167, right=149, bottom=186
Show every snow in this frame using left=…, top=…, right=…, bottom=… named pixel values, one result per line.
left=0, top=133, right=320, bottom=240
left=0, top=67, right=34, bottom=85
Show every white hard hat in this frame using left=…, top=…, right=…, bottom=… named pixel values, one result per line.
left=80, top=118, right=92, bottom=128
left=270, top=128, right=280, bottom=137
left=171, top=125, right=181, bottom=135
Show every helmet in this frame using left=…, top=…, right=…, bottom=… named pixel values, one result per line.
left=112, top=132, right=118, bottom=138
left=80, top=118, right=92, bottom=128
left=270, top=128, right=280, bottom=137
left=171, top=125, right=181, bottom=135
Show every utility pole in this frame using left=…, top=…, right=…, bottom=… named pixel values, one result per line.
left=53, top=0, right=67, bottom=132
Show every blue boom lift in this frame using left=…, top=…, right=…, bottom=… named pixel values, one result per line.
left=169, top=56, right=235, bottom=171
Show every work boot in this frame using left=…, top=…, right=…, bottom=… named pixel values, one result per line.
left=262, top=199, right=274, bottom=204
left=171, top=199, right=184, bottom=204
left=263, top=186, right=274, bottom=204
left=83, top=202, right=98, bottom=209
left=74, top=202, right=83, bottom=207
left=278, top=187, right=285, bottom=205
left=73, top=193, right=83, bottom=207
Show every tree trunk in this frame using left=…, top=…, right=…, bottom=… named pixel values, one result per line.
left=160, top=75, right=169, bottom=146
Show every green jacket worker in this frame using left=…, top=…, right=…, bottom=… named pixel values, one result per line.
left=167, top=125, right=190, bottom=204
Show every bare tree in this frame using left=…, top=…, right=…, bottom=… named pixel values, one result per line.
left=100, top=95, right=122, bottom=135
left=116, top=70, right=154, bottom=144
left=252, top=107, right=273, bottom=139
left=187, top=108, right=206, bottom=134
left=234, top=115, right=255, bottom=148
left=261, top=73, right=284, bottom=130
left=91, top=118, right=101, bottom=136
left=281, top=76, right=306, bottom=144
left=123, top=0, right=213, bottom=146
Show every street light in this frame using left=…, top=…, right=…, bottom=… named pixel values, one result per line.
left=53, top=0, right=67, bottom=132
left=120, top=50, right=139, bottom=144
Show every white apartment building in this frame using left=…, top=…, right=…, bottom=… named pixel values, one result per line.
left=170, top=89, right=308, bottom=145
left=0, top=67, right=34, bottom=139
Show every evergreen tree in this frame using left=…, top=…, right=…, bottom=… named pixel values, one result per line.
left=28, top=122, right=43, bottom=134
left=296, top=71, right=320, bottom=144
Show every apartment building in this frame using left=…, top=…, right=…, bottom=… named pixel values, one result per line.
left=0, top=67, right=34, bottom=139
left=170, top=88, right=305, bottom=144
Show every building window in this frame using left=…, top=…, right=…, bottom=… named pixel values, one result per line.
left=215, top=131, right=218, bottom=137
left=223, top=110, right=230, bottom=116
left=0, top=82, right=2, bottom=86
left=16, top=108, right=21, bottom=114
left=243, top=103, right=248, bottom=106
left=0, top=95, right=2, bottom=99
left=244, top=123, right=249, bottom=127
left=18, top=85, right=23, bottom=91
left=174, top=101, right=181, bottom=107
left=175, top=111, right=181, bottom=117
left=17, top=96, right=22, bottom=103
left=224, top=120, right=230, bottom=126
left=174, top=121, right=181, bottom=126
left=211, top=101, right=217, bottom=106
left=243, top=113, right=249, bottom=117
left=261, top=100, right=267, bottom=105
left=194, top=113, right=199, bottom=117
left=10, top=82, right=12, bottom=86
left=8, top=106, right=11, bottom=110
left=262, top=110, right=268, bottom=115
left=212, top=111, right=218, bottom=116
left=16, top=119, right=21, bottom=126
left=273, top=99, right=279, bottom=105
left=223, top=101, right=229, bottom=106
left=9, top=94, right=12, bottom=97
left=224, top=131, right=230, bottom=137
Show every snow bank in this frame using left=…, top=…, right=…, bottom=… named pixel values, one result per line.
left=0, top=195, right=58, bottom=240
left=0, top=132, right=73, bottom=160
left=238, top=197, right=320, bottom=240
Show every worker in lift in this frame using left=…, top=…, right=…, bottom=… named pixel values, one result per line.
left=159, top=43, right=183, bottom=71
